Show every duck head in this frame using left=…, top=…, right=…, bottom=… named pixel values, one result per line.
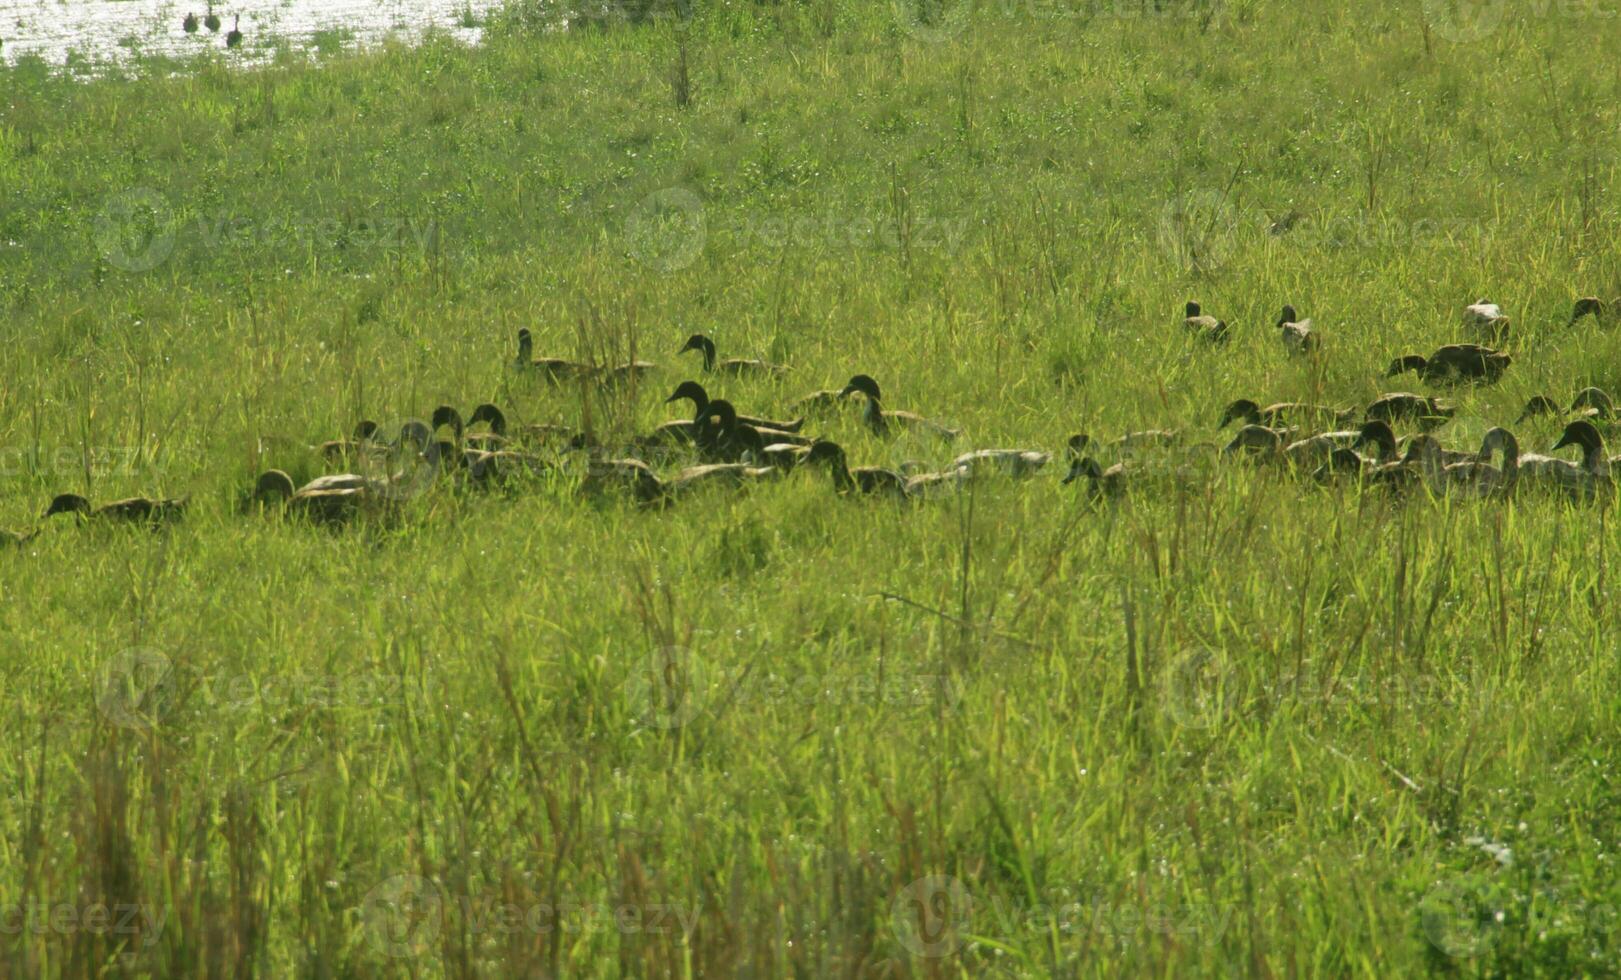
left=840, top=374, right=882, bottom=401
left=1065, top=433, right=1091, bottom=459
left=1217, top=399, right=1261, bottom=429
left=1478, top=427, right=1520, bottom=469
left=1553, top=419, right=1605, bottom=463
left=515, top=328, right=533, bottom=360
left=467, top=403, right=507, bottom=436
left=354, top=419, right=380, bottom=442
left=430, top=405, right=464, bottom=440
left=251, top=469, right=297, bottom=503
left=394, top=420, right=433, bottom=453
left=1222, top=424, right=1283, bottom=455
left=1569, top=387, right=1615, bottom=419
left=806, top=440, right=848, bottom=467
left=1185, top=301, right=1203, bottom=318
left=678, top=333, right=718, bottom=369
left=1276, top=304, right=1298, bottom=326
left=1387, top=355, right=1429, bottom=377
left=42, top=493, right=92, bottom=520
left=1570, top=297, right=1605, bottom=323
left=1062, top=457, right=1102, bottom=485
left=665, top=380, right=710, bottom=410
left=1353, top=420, right=1398, bottom=462
left=1516, top=395, right=1562, bottom=424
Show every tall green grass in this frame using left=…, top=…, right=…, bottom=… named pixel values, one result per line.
left=3, top=0, right=1621, bottom=974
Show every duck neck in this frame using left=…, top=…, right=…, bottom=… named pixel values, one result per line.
left=516, top=333, right=532, bottom=362
left=862, top=396, right=884, bottom=430
left=699, top=339, right=716, bottom=371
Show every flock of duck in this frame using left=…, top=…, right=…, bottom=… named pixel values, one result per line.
left=4, top=295, right=1618, bottom=543
left=180, top=5, right=243, bottom=49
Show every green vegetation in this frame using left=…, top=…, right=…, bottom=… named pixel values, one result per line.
left=3, top=0, right=1621, bottom=974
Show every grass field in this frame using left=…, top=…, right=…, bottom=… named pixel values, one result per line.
left=4, top=0, right=1621, bottom=974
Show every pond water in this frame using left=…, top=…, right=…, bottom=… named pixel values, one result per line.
left=1, top=0, right=514, bottom=72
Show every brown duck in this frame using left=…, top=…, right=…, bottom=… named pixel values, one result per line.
left=1386, top=344, right=1511, bottom=384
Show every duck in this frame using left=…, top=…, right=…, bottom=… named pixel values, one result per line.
left=1218, top=399, right=1355, bottom=430
left=1312, top=447, right=1374, bottom=484
left=1569, top=387, right=1616, bottom=420
left=665, top=380, right=803, bottom=432
left=758, top=442, right=813, bottom=471
left=461, top=448, right=556, bottom=487
left=463, top=403, right=517, bottom=451
left=1366, top=435, right=1448, bottom=493
left=1, top=528, right=38, bottom=547
left=950, top=448, right=1052, bottom=478
left=839, top=375, right=960, bottom=440
left=698, top=399, right=810, bottom=462
left=803, top=441, right=909, bottom=498
left=678, top=333, right=786, bottom=376
left=1182, top=301, right=1228, bottom=343
left=183, top=12, right=199, bottom=33
left=792, top=385, right=858, bottom=414
left=1462, top=300, right=1510, bottom=343
left=1386, top=344, right=1511, bottom=384
left=225, top=15, right=242, bottom=48
left=315, top=419, right=382, bottom=462
left=250, top=470, right=386, bottom=523
left=512, top=328, right=600, bottom=383
left=577, top=458, right=776, bottom=505
left=430, top=404, right=468, bottom=444
left=1364, top=392, right=1454, bottom=429
left=1062, top=457, right=1127, bottom=498
left=1532, top=420, right=1614, bottom=498
left=1568, top=296, right=1608, bottom=327
left=1516, top=394, right=1565, bottom=424
left=1348, top=420, right=1403, bottom=465
left=1435, top=427, right=1521, bottom=498
left=1277, top=304, right=1318, bottom=355
left=1220, top=424, right=1298, bottom=459
left=43, top=493, right=188, bottom=525
left=204, top=3, right=220, bottom=31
